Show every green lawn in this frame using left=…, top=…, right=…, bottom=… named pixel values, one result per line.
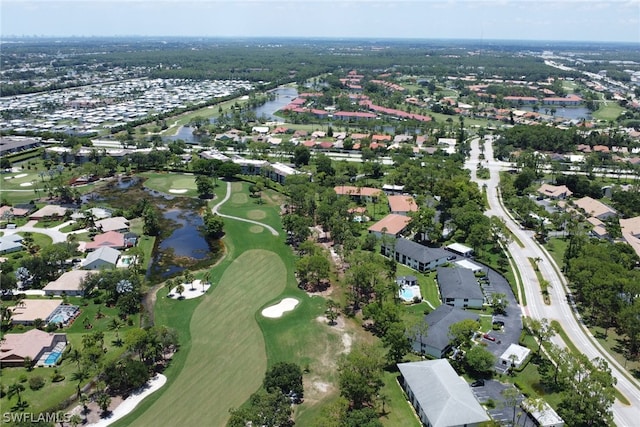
left=112, top=181, right=302, bottom=426
left=379, top=371, right=421, bottom=427
left=125, top=249, right=287, bottom=427
left=140, top=172, right=198, bottom=197
left=592, top=102, right=624, bottom=122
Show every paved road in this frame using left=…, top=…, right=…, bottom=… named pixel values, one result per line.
left=2, top=220, right=87, bottom=244
left=212, top=181, right=279, bottom=236
left=465, top=136, right=640, bottom=426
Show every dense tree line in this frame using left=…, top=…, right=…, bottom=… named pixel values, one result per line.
left=564, top=238, right=640, bottom=357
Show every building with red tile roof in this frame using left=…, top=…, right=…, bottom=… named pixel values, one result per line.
left=85, top=230, right=126, bottom=251
left=368, top=214, right=412, bottom=238
left=388, top=195, right=418, bottom=215
left=334, top=185, right=382, bottom=202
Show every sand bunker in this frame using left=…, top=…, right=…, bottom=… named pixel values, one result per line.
left=168, top=189, right=188, bottom=194
left=168, top=280, right=211, bottom=300
left=262, top=298, right=299, bottom=318
left=19, top=182, right=33, bottom=187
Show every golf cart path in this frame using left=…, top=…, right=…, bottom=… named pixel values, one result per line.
left=212, top=181, right=279, bottom=236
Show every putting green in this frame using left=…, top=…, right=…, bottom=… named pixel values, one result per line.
left=131, top=249, right=287, bottom=426
left=247, top=209, right=267, bottom=220
left=142, top=173, right=196, bottom=193
left=231, top=193, right=248, bottom=204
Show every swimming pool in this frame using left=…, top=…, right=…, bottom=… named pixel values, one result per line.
left=44, top=351, right=62, bottom=366
left=49, top=314, right=65, bottom=324
left=399, top=285, right=422, bottom=302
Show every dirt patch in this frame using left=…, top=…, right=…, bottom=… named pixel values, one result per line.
left=341, top=333, right=352, bottom=354
left=316, top=315, right=345, bottom=330
left=249, top=225, right=264, bottom=233
left=70, top=395, right=124, bottom=425
left=247, top=209, right=267, bottom=220
left=231, top=182, right=243, bottom=192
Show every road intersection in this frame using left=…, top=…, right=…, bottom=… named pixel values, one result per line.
left=466, top=136, right=640, bottom=426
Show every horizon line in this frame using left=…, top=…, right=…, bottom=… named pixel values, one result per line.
left=1, top=35, right=639, bottom=45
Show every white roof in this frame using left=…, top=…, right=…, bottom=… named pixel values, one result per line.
left=500, top=343, right=531, bottom=364
left=455, top=259, right=482, bottom=272
left=43, top=270, right=97, bottom=292
left=397, top=359, right=489, bottom=427
left=447, top=242, right=474, bottom=254
left=522, top=399, right=564, bottom=426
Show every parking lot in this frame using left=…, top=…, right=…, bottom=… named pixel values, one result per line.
left=471, top=380, right=537, bottom=426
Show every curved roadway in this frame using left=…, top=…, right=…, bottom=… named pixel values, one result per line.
left=466, top=136, right=640, bottom=426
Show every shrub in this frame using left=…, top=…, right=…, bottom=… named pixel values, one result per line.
left=51, top=370, right=65, bottom=383
left=29, top=376, right=45, bottom=390
left=19, top=374, right=28, bottom=383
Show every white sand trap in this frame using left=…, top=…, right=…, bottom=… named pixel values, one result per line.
left=169, top=188, right=188, bottom=194
left=262, top=298, right=299, bottom=318
left=14, top=173, right=28, bottom=179
left=87, top=374, right=167, bottom=427
left=168, top=280, right=211, bottom=299
left=19, top=182, right=33, bottom=187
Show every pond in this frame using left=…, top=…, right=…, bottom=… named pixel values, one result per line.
left=89, top=176, right=221, bottom=281
left=520, top=106, right=592, bottom=121
left=165, top=86, right=298, bottom=144
left=153, top=208, right=211, bottom=278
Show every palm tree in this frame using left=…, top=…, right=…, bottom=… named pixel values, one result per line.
left=184, top=271, right=195, bottom=290
left=33, top=318, right=45, bottom=330
left=68, top=348, right=82, bottom=369
left=176, top=284, right=185, bottom=299
left=8, top=382, right=25, bottom=404
left=97, top=392, right=111, bottom=416
left=79, top=393, right=89, bottom=422
left=71, top=369, right=89, bottom=397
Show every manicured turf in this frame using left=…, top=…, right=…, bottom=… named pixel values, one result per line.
left=140, top=172, right=198, bottom=197
left=593, top=102, right=624, bottom=121
left=126, top=250, right=288, bottom=426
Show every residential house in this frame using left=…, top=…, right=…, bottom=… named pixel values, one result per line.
left=85, top=230, right=126, bottom=251
left=368, top=214, right=412, bottom=238
left=620, top=216, right=640, bottom=260
left=382, top=238, right=450, bottom=272
left=334, top=185, right=382, bottom=203
left=388, top=195, right=418, bottom=216
left=537, top=184, right=573, bottom=200
left=95, top=216, right=130, bottom=233
left=29, top=205, right=68, bottom=220
left=8, top=299, right=62, bottom=325
left=0, top=329, right=67, bottom=367
left=573, top=196, right=617, bottom=220
left=43, top=270, right=97, bottom=297
left=586, top=217, right=609, bottom=239
left=0, top=234, right=24, bottom=254
left=397, top=359, right=490, bottom=427
left=437, top=267, right=484, bottom=309
left=81, top=246, right=120, bottom=270
left=411, top=304, right=479, bottom=358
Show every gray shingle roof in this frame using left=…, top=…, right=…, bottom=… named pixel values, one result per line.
left=82, top=246, right=120, bottom=267
left=395, top=238, right=450, bottom=264
left=414, top=304, right=479, bottom=354
left=398, top=359, right=489, bottom=427
left=437, top=267, right=484, bottom=300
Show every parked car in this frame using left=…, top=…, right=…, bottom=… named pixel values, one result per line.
left=470, top=379, right=485, bottom=387
left=483, top=333, right=496, bottom=342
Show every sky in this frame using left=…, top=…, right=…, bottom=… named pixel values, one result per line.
left=2, top=0, right=639, bottom=43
